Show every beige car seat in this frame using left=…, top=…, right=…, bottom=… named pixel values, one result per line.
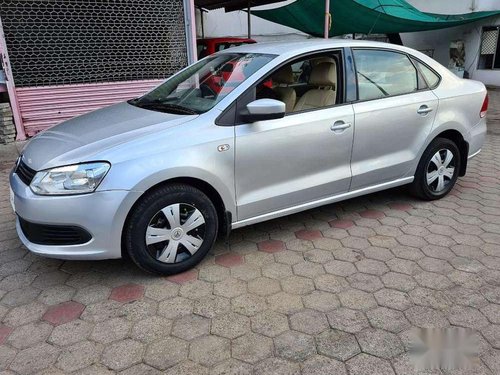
left=294, top=61, right=337, bottom=112
left=272, top=65, right=297, bottom=112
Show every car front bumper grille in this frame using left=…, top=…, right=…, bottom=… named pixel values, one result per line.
left=18, top=217, right=92, bottom=246
left=15, top=159, right=37, bottom=186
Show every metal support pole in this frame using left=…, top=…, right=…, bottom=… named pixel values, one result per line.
left=247, top=1, right=252, bottom=39
left=199, top=7, right=205, bottom=39
left=0, top=16, right=26, bottom=140
left=324, top=0, right=330, bottom=39
left=183, top=0, right=198, bottom=64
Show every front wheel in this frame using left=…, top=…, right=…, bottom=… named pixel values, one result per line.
left=124, top=184, right=218, bottom=275
left=410, top=138, right=461, bottom=201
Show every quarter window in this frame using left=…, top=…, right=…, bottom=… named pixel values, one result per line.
left=353, top=49, right=418, bottom=101
left=413, top=60, right=440, bottom=89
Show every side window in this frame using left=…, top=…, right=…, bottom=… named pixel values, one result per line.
left=254, top=52, right=342, bottom=114
left=353, top=49, right=418, bottom=101
left=413, top=59, right=440, bottom=89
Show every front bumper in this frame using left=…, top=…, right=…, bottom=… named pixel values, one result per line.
left=10, top=171, right=142, bottom=260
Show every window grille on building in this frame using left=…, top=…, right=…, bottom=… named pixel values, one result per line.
left=0, top=0, right=188, bottom=87
left=479, top=26, right=500, bottom=70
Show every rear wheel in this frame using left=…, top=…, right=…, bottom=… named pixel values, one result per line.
left=124, top=184, right=218, bottom=275
left=410, top=138, right=460, bottom=200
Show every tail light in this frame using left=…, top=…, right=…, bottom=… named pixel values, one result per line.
left=480, top=93, right=489, bottom=118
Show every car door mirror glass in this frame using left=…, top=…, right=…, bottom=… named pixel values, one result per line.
left=241, top=99, right=286, bottom=122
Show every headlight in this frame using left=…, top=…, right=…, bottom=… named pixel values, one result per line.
left=30, top=162, right=111, bottom=195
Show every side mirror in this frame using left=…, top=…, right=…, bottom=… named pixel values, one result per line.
left=240, top=99, right=286, bottom=123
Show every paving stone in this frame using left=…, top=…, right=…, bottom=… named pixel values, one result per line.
left=210, top=359, right=253, bottom=375
left=267, top=292, right=304, bottom=314
left=56, top=340, right=102, bottom=372
left=338, top=288, right=377, bottom=310
left=314, top=274, right=348, bottom=293
left=292, top=261, right=325, bottom=278
left=355, top=259, right=389, bottom=276
left=347, top=272, right=384, bottom=292
left=120, top=363, right=163, bottom=375
left=404, top=306, right=449, bottom=328
left=8, top=321, right=52, bottom=349
left=0, top=346, right=16, bottom=371
left=144, top=281, right=179, bottom=301
left=232, top=332, right=273, bottom=364
left=301, top=355, right=347, bottom=375
left=316, top=329, right=360, bottom=361
left=189, top=335, right=230, bottom=366
left=2, top=287, right=40, bottom=307
left=304, top=248, right=333, bottom=264
left=258, top=240, right=285, bottom=253
left=481, top=304, right=500, bottom=324
left=131, top=316, right=172, bottom=343
left=43, top=301, right=85, bottom=326
left=215, top=253, right=245, bottom=268
left=290, top=309, right=329, bottom=335
left=254, top=357, right=300, bottom=375
left=326, top=307, right=370, bottom=333
left=248, top=277, right=281, bottom=296
left=481, top=324, right=500, bottom=349
left=251, top=310, right=288, bottom=337
left=158, top=296, right=193, bottom=319
left=409, top=287, right=453, bottom=310
left=38, top=285, right=76, bottom=305
left=109, top=283, right=144, bottom=303
left=366, top=307, right=410, bottom=333
left=211, top=312, right=250, bottom=339
left=381, top=272, right=417, bottom=292
left=172, top=314, right=210, bottom=340
left=214, top=277, right=247, bottom=298
left=179, top=280, right=213, bottom=299
left=303, top=291, right=340, bottom=312
left=166, top=270, right=198, bottom=284
left=144, top=337, right=188, bottom=370
left=231, top=264, right=262, bottom=281
left=346, top=353, right=396, bottom=375
left=9, top=343, right=60, bottom=375
left=4, top=302, right=46, bottom=326
left=193, top=295, right=230, bottom=318
left=49, top=319, right=92, bottom=346
left=232, top=293, right=267, bottom=317
left=274, top=331, right=316, bottom=362
left=325, top=260, right=356, bottom=276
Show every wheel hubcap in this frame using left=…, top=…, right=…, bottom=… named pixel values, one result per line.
left=426, top=148, right=455, bottom=193
left=145, top=203, right=205, bottom=264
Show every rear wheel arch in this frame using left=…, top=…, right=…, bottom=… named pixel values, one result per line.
left=431, top=129, right=469, bottom=176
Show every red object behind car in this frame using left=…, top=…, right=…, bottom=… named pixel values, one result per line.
left=197, top=37, right=256, bottom=59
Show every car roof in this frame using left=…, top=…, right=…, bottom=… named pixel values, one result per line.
left=218, top=39, right=412, bottom=58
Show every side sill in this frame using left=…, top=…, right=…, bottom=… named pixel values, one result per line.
left=468, top=149, right=481, bottom=159
left=231, top=176, right=414, bottom=230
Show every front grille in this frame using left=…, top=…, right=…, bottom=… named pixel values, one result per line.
left=19, top=217, right=92, bottom=246
left=15, top=158, right=37, bottom=186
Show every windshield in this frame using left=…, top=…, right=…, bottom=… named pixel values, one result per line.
left=130, top=53, right=275, bottom=114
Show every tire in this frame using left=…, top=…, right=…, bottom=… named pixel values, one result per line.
left=410, top=137, right=461, bottom=201
left=124, top=183, right=218, bottom=275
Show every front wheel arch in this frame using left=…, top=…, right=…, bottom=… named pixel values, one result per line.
left=121, top=177, right=228, bottom=258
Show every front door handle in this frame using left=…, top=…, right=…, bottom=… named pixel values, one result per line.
left=330, top=121, right=352, bottom=133
left=417, top=105, right=433, bottom=115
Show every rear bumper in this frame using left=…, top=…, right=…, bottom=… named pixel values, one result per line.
left=468, top=117, right=486, bottom=158
left=10, top=170, right=142, bottom=260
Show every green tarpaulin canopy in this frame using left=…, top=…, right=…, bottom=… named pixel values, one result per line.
left=253, top=0, right=500, bottom=37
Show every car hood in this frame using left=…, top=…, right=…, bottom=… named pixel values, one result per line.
left=21, top=102, right=196, bottom=171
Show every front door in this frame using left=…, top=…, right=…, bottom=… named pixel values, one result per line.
left=235, top=104, right=354, bottom=220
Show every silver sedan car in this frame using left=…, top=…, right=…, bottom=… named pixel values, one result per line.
left=10, top=40, right=487, bottom=275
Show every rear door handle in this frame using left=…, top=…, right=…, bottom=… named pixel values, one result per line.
left=417, top=105, right=433, bottom=115
left=330, top=121, right=351, bottom=133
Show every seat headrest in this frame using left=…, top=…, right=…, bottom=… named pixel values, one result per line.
left=309, top=62, right=337, bottom=87
left=312, top=57, right=336, bottom=66
left=272, top=65, right=294, bottom=84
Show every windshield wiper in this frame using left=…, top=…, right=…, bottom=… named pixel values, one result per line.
left=358, top=72, right=389, bottom=97
left=130, top=99, right=198, bottom=115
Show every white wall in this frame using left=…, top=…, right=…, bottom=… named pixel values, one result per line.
left=406, top=0, right=500, bottom=14
left=197, top=1, right=309, bottom=42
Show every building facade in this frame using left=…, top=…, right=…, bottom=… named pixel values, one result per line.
left=0, top=0, right=196, bottom=139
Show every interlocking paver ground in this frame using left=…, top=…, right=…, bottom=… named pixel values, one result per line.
left=1, top=90, right=500, bottom=373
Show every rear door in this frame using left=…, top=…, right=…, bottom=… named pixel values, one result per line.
left=350, top=48, right=439, bottom=190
